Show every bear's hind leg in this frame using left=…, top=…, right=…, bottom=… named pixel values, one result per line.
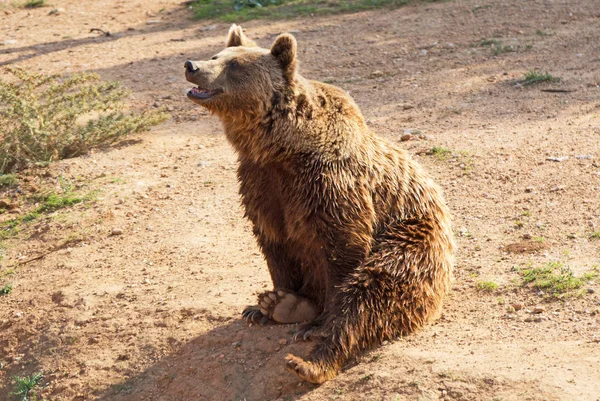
left=285, top=222, right=452, bottom=383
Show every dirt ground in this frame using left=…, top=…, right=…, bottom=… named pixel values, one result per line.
left=1, top=0, right=600, bottom=400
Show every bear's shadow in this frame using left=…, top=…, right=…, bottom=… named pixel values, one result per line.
left=96, top=319, right=319, bottom=401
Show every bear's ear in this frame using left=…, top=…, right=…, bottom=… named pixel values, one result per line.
left=270, top=33, right=297, bottom=81
left=226, top=24, right=257, bottom=47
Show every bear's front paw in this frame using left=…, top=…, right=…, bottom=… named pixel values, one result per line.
left=242, top=306, right=271, bottom=325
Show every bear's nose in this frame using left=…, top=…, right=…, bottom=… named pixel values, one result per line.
left=184, top=60, right=198, bottom=73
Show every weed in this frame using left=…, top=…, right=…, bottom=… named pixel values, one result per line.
left=360, top=374, right=373, bottom=382
left=10, top=372, right=43, bottom=401
left=590, top=231, right=600, bottom=240
left=191, top=0, right=443, bottom=22
left=534, top=236, right=545, bottom=242
left=491, top=42, right=516, bottom=55
left=0, top=174, right=17, bottom=187
left=476, top=281, right=499, bottom=292
left=476, top=39, right=516, bottom=55
left=0, top=67, right=168, bottom=174
left=521, top=69, right=560, bottom=85
left=535, top=29, right=550, bottom=36
left=0, top=283, right=13, bottom=295
left=23, top=0, right=46, bottom=8
left=519, top=262, right=597, bottom=298
left=430, top=146, right=452, bottom=160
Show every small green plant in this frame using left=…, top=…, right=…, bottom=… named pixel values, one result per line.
left=0, top=174, right=17, bottom=187
left=534, top=236, right=545, bottom=242
left=10, top=372, right=43, bottom=401
left=0, top=283, right=13, bottom=295
left=535, top=29, right=550, bottom=36
left=476, top=281, right=499, bottom=292
left=430, top=146, right=452, bottom=159
left=521, top=69, right=560, bottom=85
left=519, top=262, right=597, bottom=298
left=476, top=39, right=515, bottom=55
left=590, top=231, right=600, bottom=240
left=0, top=67, right=168, bottom=174
left=23, top=0, right=46, bottom=8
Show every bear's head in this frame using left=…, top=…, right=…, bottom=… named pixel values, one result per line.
left=184, top=24, right=297, bottom=118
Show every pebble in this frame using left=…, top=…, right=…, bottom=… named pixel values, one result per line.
left=574, top=155, right=593, bottom=159
left=546, top=156, right=568, bottom=162
left=400, top=134, right=413, bottom=142
left=511, top=303, right=523, bottom=311
left=533, top=306, right=544, bottom=314
left=587, top=288, right=595, bottom=294
left=279, top=339, right=288, bottom=345
left=522, top=233, right=532, bottom=240
left=197, top=161, right=211, bottom=168
left=525, top=187, right=535, bottom=193
left=370, top=70, right=384, bottom=78
left=110, top=228, right=123, bottom=236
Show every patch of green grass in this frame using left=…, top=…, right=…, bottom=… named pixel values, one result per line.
left=0, top=174, right=17, bottom=187
left=191, top=0, right=444, bottom=22
left=521, top=69, right=560, bottom=85
left=476, top=38, right=516, bottom=55
left=0, top=283, right=13, bottom=295
left=476, top=281, right=499, bottom=292
left=430, top=146, right=452, bottom=160
left=589, top=231, right=600, bottom=240
left=10, top=372, right=43, bottom=401
left=535, top=29, right=550, bottom=36
left=534, top=236, right=545, bottom=242
left=519, top=262, right=597, bottom=298
left=23, top=0, right=46, bottom=8
left=0, top=191, right=95, bottom=240
left=0, top=67, right=168, bottom=174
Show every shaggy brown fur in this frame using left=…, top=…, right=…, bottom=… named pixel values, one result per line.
left=184, top=24, right=454, bottom=384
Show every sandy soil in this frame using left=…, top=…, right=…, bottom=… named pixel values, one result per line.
left=1, top=0, right=599, bottom=400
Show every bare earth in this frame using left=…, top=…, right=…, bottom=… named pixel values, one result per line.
left=1, top=0, right=600, bottom=400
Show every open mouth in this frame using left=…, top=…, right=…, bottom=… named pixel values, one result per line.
left=187, top=87, right=222, bottom=100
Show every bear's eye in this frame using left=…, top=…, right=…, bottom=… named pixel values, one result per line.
left=211, top=55, right=218, bottom=60
left=227, top=59, right=241, bottom=68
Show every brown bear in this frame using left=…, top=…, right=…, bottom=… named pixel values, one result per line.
left=184, top=24, right=454, bottom=384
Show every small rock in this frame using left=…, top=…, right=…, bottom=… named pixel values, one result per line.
left=532, top=306, right=544, bottom=314
left=146, top=19, right=162, bottom=24
left=402, top=103, right=414, bottom=110
left=197, top=161, right=211, bottom=168
left=511, top=303, right=523, bottom=311
left=525, top=187, right=534, bottom=193
left=546, top=156, right=568, bottom=162
left=89, top=337, right=100, bottom=344
left=400, top=134, right=413, bottom=142
left=524, top=316, right=534, bottom=322
left=278, top=339, right=288, bottom=345
left=200, top=24, right=217, bottom=31
left=110, top=228, right=123, bottom=236
left=522, top=233, right=533, bottom=240
left=587, top=288, right=595, bottom=294
left=4, top=40, right=17, bottom=45
left=147, top=226, right=153, bottom=231
left=14, top=312, right=22, bottom=318
left=575, top=155, right=593, bottom=159
left=419, top=49, right=428, bottom=56
left=370, top=70, right=384, bottom=78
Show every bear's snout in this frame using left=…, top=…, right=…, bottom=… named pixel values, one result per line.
left=184, top=60, right=199, bottom=74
